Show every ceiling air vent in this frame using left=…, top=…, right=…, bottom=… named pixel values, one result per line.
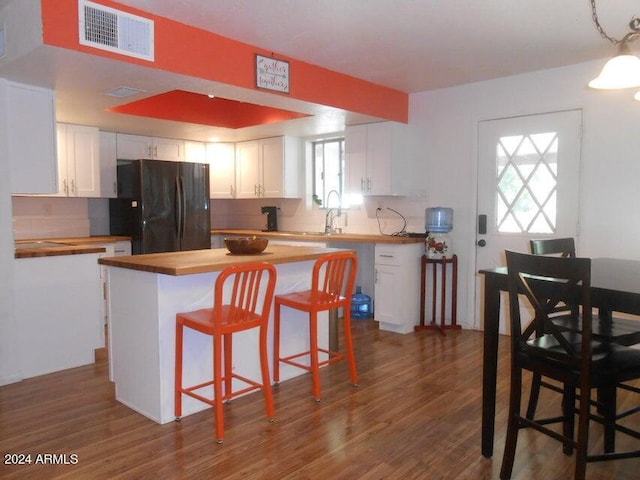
left=79, top=0, right=154, bottom=61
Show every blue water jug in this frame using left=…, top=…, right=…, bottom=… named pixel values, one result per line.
left=351, top=286, right=372, bottom=319
left=425, top=207, right=453, bottom=233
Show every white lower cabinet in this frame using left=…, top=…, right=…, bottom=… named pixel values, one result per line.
left=374, top=242, right=423, bottom=333
left=99, top=240, right=131, bottom=325
left=14, top=253, right=104, bottom=378
left=100, top=240, right=131, bottom=381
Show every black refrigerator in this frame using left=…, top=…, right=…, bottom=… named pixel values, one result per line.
left=110, top=159, right=211, bottom=254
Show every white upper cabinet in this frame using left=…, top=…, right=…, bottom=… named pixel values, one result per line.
left=235, top=136, right=300, bottom=199
left=207, top=142, right=236, bottom=199
left=99, top=131, right=117, bottom=198
left=3, top=80, right=58, bottom=194
left=56, top=123, right=101, bottom=198
left=116, top=133, right=184, bottom=161
left=346, top=122, right=413, bottom=196
left=236, top=140, right=260, bottom=198
left=184, top=141, right=207, bottom=163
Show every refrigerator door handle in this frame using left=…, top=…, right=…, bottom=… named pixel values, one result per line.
left=180, top=175, right=187, bottom=242
left=175, top=176, right=183, bottom=241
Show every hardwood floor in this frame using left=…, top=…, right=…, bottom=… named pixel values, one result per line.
left=1, top=320, right=639, bottom=479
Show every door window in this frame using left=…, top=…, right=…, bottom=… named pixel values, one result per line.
left=495, top=132, right=558, bottom=233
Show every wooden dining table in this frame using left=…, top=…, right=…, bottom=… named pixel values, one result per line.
left=478, top=257, right=640, bottom=458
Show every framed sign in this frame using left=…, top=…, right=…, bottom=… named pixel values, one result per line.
left=256, top=54, right=290, bottom=93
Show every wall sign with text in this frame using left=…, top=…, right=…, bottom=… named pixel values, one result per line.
left=256, top=54, right=290, bottom=93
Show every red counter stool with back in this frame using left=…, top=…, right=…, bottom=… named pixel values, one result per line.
left=273, top=251, right=358, bottom=401
left=174, top=262, right=277, bottom=444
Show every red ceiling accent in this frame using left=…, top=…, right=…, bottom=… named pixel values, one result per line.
left=108, top=90, right=311, bottom=129
left=41, top=0, right=408, bottom=123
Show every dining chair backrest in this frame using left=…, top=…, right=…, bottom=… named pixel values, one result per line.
left=529, top=237, right=576, bottom=257
left=310, top=251, right=358, bottom=307
left=505, top=250, right=592, bottom=367
left=212, top=262, right=277, bottom=333
left=530, top=238, right=579, bottom=318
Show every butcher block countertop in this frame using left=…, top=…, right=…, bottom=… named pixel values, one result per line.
left=14, top=236, right=131, bottom=259
left=99, top=245, right=351, bottom=276
left=212, top=229, right=426, bottom=244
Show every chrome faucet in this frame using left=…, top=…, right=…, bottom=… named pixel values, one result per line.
left=324, top=189, right=342, bottom=234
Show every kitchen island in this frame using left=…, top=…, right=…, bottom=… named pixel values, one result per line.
left=99, top=244, right=352, bottom=424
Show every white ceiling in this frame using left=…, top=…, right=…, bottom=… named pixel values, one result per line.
left=1, top=0, right=638, bottom=142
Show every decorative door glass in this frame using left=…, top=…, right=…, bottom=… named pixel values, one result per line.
left=495, top=132, right=558, bottom=233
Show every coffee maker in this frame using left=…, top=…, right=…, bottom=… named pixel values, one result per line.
left=261, top=206, right=278, bottom=231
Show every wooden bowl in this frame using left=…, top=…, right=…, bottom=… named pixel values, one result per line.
left=224, top=237, right=269, bottom=255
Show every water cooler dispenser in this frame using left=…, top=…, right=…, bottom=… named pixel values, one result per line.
left=425, top=207, right=453, bottom=258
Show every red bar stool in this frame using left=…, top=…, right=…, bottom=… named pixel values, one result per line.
left=273, top=251, right=358, bottom=401
left=174, top=262, right=277, bottom=444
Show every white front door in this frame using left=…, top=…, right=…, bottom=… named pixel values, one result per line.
left=475, top=110, right=583, bottom=333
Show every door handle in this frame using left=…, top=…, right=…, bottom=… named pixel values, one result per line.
left=477, top=239, right=487, bottom=247
left=478, top=214, right=487, bottom=235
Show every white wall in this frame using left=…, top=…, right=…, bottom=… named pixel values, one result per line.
left=410, top=59, right=640, bottom=329
left=0, top=81, right=19, bottom=385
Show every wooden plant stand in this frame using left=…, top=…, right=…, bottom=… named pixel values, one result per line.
left=415, top=254, right=461, bottom=336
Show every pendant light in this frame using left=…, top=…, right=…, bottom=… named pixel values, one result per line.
left=588, top=0, right=640, bottom=90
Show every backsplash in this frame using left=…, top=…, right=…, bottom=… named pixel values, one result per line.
left=212, top=197, right=429, bottom=235
left=12, top=197, right=92, bottom=239
left=12, top=195, right=430, bottom=240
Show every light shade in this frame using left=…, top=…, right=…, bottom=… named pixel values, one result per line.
left=635, top=91, right=640, bottom=101
left=588, top=54, right=640, bottom=89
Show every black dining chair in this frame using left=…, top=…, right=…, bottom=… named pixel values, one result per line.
left=526, top=238, right=578, bottom=420
left=530, top=237, right=576, bottom=257
left=500, top=250, right=640, bottom=480
left=527, top=238, right=640, bottom=452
